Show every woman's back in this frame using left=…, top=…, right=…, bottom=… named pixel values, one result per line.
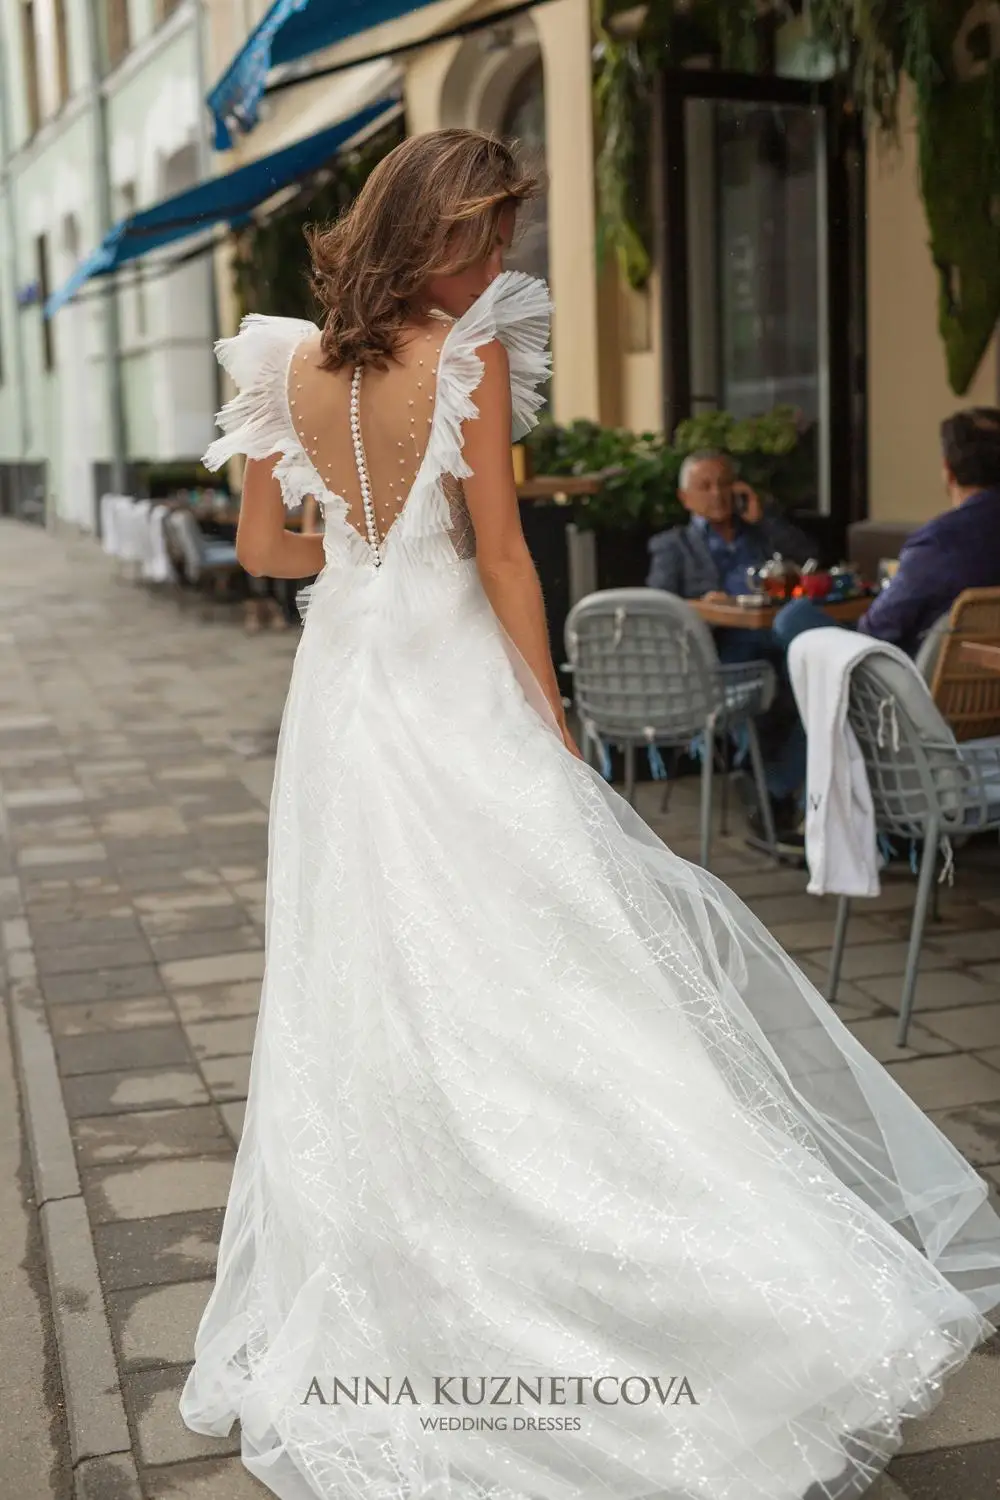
left=202, top=270, right=552, bottom=577
left=287, top=318, right=450, bottom=563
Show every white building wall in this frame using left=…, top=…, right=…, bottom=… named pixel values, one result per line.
left=0, top=0, right=217, bottom=530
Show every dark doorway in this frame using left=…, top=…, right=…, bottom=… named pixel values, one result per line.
left=655, top=68, right=867, bottom=561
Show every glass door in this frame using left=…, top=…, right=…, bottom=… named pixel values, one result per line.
left=658, top=71, right=864, bottom=538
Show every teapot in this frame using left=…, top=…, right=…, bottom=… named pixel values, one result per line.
left=746, top=553, right=801, bottom=603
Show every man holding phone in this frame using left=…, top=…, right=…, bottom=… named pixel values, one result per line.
left=646, top=450, right=815, bottom=603
left=645, top=450, right=817, bottom=853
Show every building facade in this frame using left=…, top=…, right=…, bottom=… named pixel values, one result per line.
left=2, top=0, right=997, bottom=536
left=212, top=0, right=1000, bottom=531
left=0, top=0, right=218, bottom=530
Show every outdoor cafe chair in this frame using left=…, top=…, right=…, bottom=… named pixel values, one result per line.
left=828, top=649, right=1000, bottom=1047
left=117, top=499, right=154, bottom=580
left=927, top=586, right=1000, bottom=742
left=563, top=588, right=779, bottom=871
left=98, top=494, right=138, bottom=574
left=142, top=504, right=178, bottom=586
left=164, top=509, right=241, bottom=620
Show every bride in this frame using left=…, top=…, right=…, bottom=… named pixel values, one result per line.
left=180, top=128, right=1000, bottom=1500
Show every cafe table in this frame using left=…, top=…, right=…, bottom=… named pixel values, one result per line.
left=689, top=594, right=872, bottom=630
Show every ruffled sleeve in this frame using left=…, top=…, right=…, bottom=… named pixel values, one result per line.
left=432, top=270, right=552, bottom=489
left=202, top=313, right=318, bottom=473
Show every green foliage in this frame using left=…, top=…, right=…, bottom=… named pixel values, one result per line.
left=807, top=0, right=1000, bottom=394
left=594, top=1, right=1000, bottom=393
left=523, top=405, right=808, bottom=532
left=230, top=118, right=405, bottom=320
left=673, top=405, right=800, bottom=457
left=525, top=417, right=683, bottom=530
left=593, top=31, right=654, bottom=287
left=921, top=62, right=1000, bottom=394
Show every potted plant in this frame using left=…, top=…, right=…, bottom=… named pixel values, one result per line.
left=522, top=403, right=809, bottom=590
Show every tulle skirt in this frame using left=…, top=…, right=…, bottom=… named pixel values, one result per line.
left=180, top=554, right=1000, bottom=1500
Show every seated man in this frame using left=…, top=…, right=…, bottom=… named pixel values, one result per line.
left=645, top=450, right=817, bottom=850
left=646, top=450, right=815, bottom=605
left=775, top=407, right=1000, bottom=658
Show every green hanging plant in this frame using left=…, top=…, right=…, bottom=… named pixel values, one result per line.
left=592, top=0, right=1000, bottom=393
left=913, top=7, right=1000, bottom=394
left=593, top=26, right=654, bottom=287
left=808, top=0, right=1000, bottom=393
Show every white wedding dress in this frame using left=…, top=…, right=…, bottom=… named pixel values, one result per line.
left=181, top=271, right=1000, bottom=1500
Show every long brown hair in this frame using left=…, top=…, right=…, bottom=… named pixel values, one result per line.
left=305, top=129, right=538, bottom=371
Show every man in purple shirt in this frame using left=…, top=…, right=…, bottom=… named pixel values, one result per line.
left=854, top=409, right=1000, bottom=654
left=775, top=407, right=1000, bottom=658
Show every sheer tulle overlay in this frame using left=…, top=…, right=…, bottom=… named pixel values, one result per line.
left=182, top=271, right=1000, bottom=1500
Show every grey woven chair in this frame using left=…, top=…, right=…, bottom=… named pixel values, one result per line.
left=828, top=650, right=1000, bottom=1046
left=164, top=509, right=241, bottom=620
left=563, top=588, right=779, bottom=870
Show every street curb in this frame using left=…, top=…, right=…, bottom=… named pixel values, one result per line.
left=40, top=1196, right=133, bottom=1468
left=74, top=1453, right=143, bottom=1500
left=9, top=982, right=80, bottom=1203
left=5, top=950, right=142, bottom=1497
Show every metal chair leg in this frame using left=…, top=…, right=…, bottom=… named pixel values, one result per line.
left=658, top=748, right=676, bottom=814
left=623, top=743, right=636, bottom=806
left=745, top=720, right=778, bottom=859
left=828, top=896, right=851, bottom=1002
left=699, top=731, right=714, bottom=870
left=897, top=824, right=939, bottom=1049
left=718, top=728, right=731, bottom=836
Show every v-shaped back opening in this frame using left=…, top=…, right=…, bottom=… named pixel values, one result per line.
left=286, top=317, right=454, bottom=555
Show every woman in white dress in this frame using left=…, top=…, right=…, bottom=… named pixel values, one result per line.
left=180, top=129, right=1000, bottom=1500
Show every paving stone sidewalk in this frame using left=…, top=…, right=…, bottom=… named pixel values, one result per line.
left=1, top=517, right=999, bottom=1500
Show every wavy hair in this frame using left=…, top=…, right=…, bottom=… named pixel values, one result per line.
left=305, top=129, right=538, bottom=371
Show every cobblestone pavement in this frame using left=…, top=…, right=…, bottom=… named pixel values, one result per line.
left=2, top=517, right=999, bottom=1500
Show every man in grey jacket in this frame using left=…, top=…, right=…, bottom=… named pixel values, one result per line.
left=645, top=451, right=817, bottom=851
left=646, top=451, right=815, bottom=600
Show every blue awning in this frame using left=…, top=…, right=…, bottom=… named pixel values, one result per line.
left=45, top=98, right=396, bottom=318
left=209, top=0, right=439, bottom=148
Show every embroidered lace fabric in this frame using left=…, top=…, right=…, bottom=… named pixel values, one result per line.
left=183, top=270, right=1000, bottom=1500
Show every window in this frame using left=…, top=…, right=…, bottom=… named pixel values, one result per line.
left=155, top=0, right=183, bottom=20
left=499, top=61, right=548, bottom=286
left=101, top=0, right=130, bottom=71
left=36, top=235, right=54, bottom=371
left=21, top=2, right=41, bottom=135
left=118, top=183, right=146, bottom=338
left=658, top=70, right=867, bottom=536
left=54, top=0, right=71, bottom=107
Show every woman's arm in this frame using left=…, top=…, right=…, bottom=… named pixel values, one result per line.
left=461, top=339, right=581, bottom=757
left=236, top=457, right=326, bottom=579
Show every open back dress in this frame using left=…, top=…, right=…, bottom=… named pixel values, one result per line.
left=180, top=269, right=1000, bottom=1500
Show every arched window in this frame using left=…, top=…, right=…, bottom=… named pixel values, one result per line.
left=500, top=60, right=548, bottom=286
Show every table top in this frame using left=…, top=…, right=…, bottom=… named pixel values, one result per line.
left=960, top=641, right=1000, bottom=673
left=516, top=475, right=604, bottom=499
left=689, top=594, right=872, bottom=630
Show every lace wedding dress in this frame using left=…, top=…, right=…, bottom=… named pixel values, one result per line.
left=180, top=270, right=1000, bottom=1500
